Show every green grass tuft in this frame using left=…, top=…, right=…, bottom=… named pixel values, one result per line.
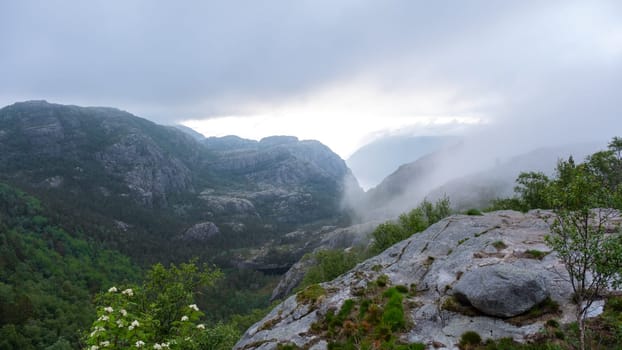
left=376, top=274, right=390, bottom=287
left=459, top=331, right=482, bottom=347
left=523, top=249, right=549, bottom=260
left=492, top=240, right=507, bottom=250
left=296, top=284, right=326, bottom=305
left=465, top=208, right=483, bottom=216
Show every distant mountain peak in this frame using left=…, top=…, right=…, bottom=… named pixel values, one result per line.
left=260, top=135, right=299, bottom=146
left=347, top=135, right=458, bottom=189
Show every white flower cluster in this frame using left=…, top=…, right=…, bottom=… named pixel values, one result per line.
left=153, top=343, right=170, bottom=349
left=104, top=306, right=114, bottom=313
left=181, top=315, right=189, bottom=322
left=196, top=324, right=205, bottom=329
left=120, top=309, right=128, bottom=316
left=90, top=326, right=105, bottom=337
left=108, top=286, right=118, bottom=293
left=135, top=340, right=145, bottom=348
left=98, top=315, right=109, bottom=322
left=129, top=319, right=140, bottom=330
left=122, top=288, right=134, bottom=296
left=188, top=304, right=199, bottom=311
left=99, top=340, right=110, bottom=347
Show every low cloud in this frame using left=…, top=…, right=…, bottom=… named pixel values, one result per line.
left=0, top=1, right=620, bottom=158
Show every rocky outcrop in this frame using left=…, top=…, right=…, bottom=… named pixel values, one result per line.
left=96, top=132, right=194, bottom=207
left=179, top=221, right=221, bottom=242
left=235, top=210, right=607, bottom=350
left=198, top=191, right=258, bottom=217
left=270, top=221, right=381, bottom=301
left=453, top=264, right=549, bottom=317
left=0, top=100, right=199, bottom=208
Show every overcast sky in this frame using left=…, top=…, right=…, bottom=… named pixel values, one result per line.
left=1, top=1, right=621, bottom=157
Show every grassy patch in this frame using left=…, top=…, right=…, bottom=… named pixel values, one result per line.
left=459, top=331, right=482, bottom=349
left=395, top=284, right=409, bottom=294
left=382, top=288, right=406, bottom=331
left=441, top=296, right=481, bottom=317
left=521, top=249, right=549, bottom=260
left=311, top=282, right=422, bottom=350
left=296, top=284, right=326, bottom=305
left=491, top=240, right=507, bottom=250
left=506, top=297, right=561, bottom=326
left=376, top=274, right=390, bottom=287
left=465, top=209, right=483, bottom=216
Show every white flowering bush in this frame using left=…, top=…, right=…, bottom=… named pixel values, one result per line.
left=84, top=261, right=238, bottom=350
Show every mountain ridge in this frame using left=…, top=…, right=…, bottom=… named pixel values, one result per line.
left=0, top=100, right=361, bottom=268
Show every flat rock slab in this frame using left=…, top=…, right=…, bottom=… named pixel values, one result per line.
left=453, top=264, right=550, bottom=317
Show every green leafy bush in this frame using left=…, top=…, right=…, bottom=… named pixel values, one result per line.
left=84, top=261, right=237, bottom=350
left=300, top=249, right=360, bottom=289
left=371, top=196, right=451, bottom=253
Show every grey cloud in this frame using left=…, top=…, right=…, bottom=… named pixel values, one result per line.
left=0, top=0, right=620, bottom=136
left=0, top=2, right=532, bottom=115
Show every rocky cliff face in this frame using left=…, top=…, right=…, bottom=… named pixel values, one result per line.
left=0, top=100, right=361, bottom=265
left=0, top=100, right=199, bottom=207
left=204, top=135, right=361, bottom=224
left=235, top=210, right=616, bottom=350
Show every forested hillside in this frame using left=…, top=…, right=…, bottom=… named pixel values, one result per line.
left=0, top=183, right=140, bottom=349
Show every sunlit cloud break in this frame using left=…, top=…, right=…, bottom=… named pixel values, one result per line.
left=182, top=82, right=488, bottom=158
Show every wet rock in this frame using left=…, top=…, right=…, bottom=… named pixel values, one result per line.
left=453, top=264, right=549, bottom=317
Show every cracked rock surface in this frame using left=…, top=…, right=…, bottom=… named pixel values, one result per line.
left=234, top=210, right=601, bottom=350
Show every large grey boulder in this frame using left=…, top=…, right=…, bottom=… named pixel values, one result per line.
left=453, top=264, right=549, bottom=317
left=179, top=221, right=220, bottom=242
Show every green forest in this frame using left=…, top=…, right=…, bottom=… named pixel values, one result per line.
left=0, top=183, right=273, bottom=349
left=0, top=183, right=139, bottom=349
